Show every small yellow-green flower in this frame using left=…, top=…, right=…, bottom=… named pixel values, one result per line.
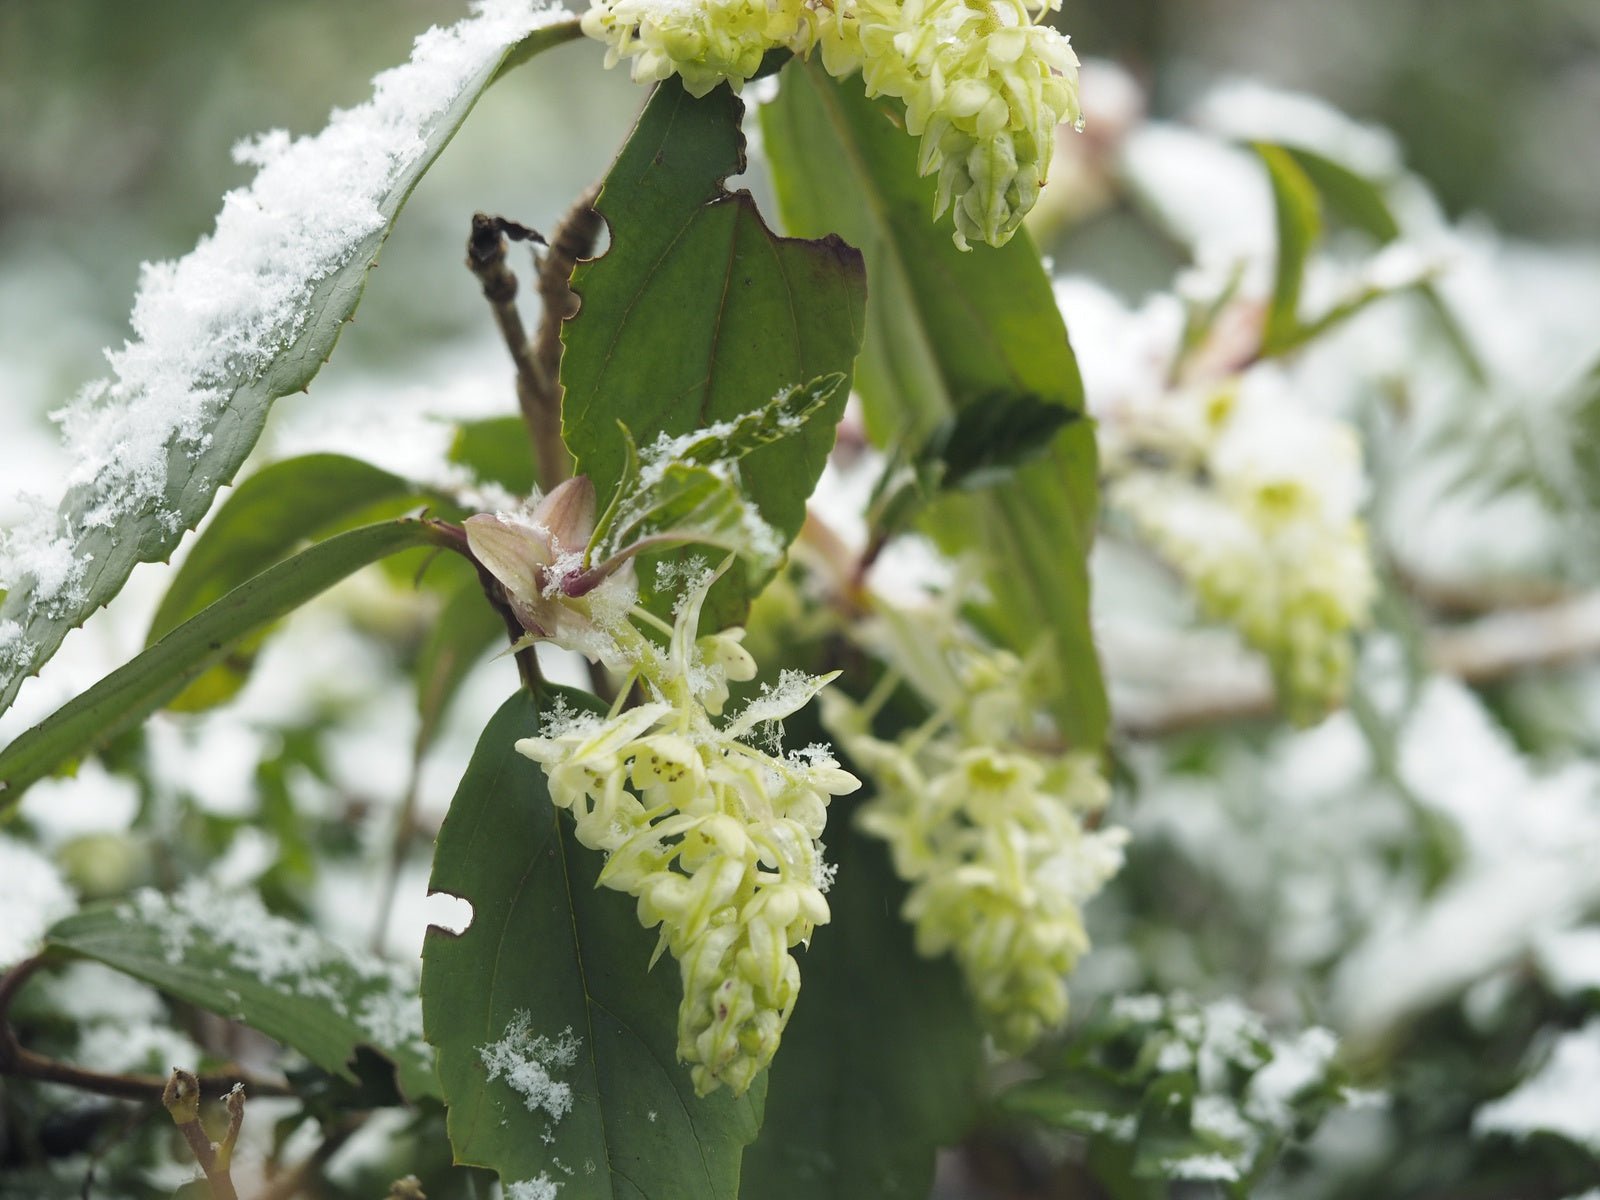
left=1103, top=374, right=1376, bottom=720
left=577, top=0, right=1082, bottom=249
left=515, top=566, right=858, bottom=1095
left=814, top=0, right=1081, bottom=249
left=825, top=635, right=1125, bottom=1052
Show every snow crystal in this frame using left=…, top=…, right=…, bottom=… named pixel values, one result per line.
left=0, top=618, right=32, bottom=670
left=0, top=835, right=76, bottom=967
left=1474, top=1020, right=1600, bottom=1154
left=0, top=0, right=566, bottom=621
left=506, top=1179, right=561, bottom=1200
left=479, top=1011, right=581, bottom=1124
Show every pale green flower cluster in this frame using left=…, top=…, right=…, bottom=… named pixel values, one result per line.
left=578, top=0, right=1081, bottom=249
left=515, top=569, right=859, bottom=1096
left=824, top=640, right=1125, bottom=1052
left=1103, top=375, right=1376, bottom=721
left=812, top=0, right=1081, bottom=250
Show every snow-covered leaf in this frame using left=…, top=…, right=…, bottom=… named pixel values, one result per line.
left=0, top=521, right=441, bottom=807
left=0, top=5, right=581, bottom=716
left=422, top=690, right=763, bottom=1199
left=48, top=886, right=439, bottom=1100
left=562, top=77, right=865, bottom=626
left=995, top=994, right=1349, bottom=1197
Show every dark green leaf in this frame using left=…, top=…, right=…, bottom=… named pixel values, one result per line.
left=740, top=819, right=983, bottom=1200
left=1253, top=142, right=1323, bottom=355
left=0, top=521, right=441, bottom=808
left=929, top=392, right=1078, bottom=493
left=762, top=60, right=1107, bottom=748
left=561, top=78, right=866, bottom=625
left=0, top=17, right=580, bottom=717
left=422, top=690, right=763, bottom=1199
left=147, top=453, right=436, bottom=711
left=48, top=893, right=438, bottom=1100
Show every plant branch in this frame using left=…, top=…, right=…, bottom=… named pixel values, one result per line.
left=0, top=954, right=292, bottom=1103
left=466, top=212, right=557, bottom=485
left=162, top=1069, right=242, bottom=1200
left=1113, top=589, right=1600, bottom=738
left=531, top=184, right=603, bottom=484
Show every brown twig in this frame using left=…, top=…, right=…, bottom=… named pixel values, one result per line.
left=531, top=183, right=603, bottom=472
left=1113, top=588, right=1600, bottom=738
left=0, top=954, right=292, bottom=1103
left=466, top=213, right=556, bottom=482
left=162, top=1070, right=242, bottom=1200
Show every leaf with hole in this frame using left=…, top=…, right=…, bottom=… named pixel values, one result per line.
left=561, top=77, right=865, bottom=626
left=422, top=690, right=764, bottom=1200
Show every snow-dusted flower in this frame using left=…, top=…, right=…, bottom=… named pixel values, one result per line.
left=824, top=632, right=1125, bottom=1051
left=577, top=0, right=1081, bottom=249
left=580, top=0, right=808, bottom=96
left=464, top=476, right=638, bottom=667
left=1104, top=372, right=1376, bottom=720
left=515, top=564, right=858, bottom=1095
left=813, top=0, right=1081, bottom=250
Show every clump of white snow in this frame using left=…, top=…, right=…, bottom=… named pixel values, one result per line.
left=506, top=1177, right=561, bottom=1200
left=478, top=1010, right=581, bottom=1125
left=1474, top=1020, right=1600, bottom=1154
left=0, top=835, right=76, bottom=966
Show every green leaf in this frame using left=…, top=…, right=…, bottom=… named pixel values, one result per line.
left=589, top=374, right=848, bottom=572
left=1283, top=147, right=1401, bottom=244
left=0, top=16, right=581, bottom=717
left=147, top=453, right=436, bottom=711
left=762, top=60, right=1107, bottom=748
left=0, top=520, right=441, bottom=809
left=1253, top=142, right=1323, bottom=355
left=739, top=819, right=983, bottom=1200
left=450, top=416, right=540, bottom=497
left=561, top=77, right=866, bottom=625
left=47, top=892, right=438, bottom=1100
left=422, top=690, right=764, bottom=1199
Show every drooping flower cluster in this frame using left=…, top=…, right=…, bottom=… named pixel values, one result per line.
left=813, top=0, right=1081, bottom=250
left=1099, top=370, right=1376, bottom=720
left=578, top=0, right=1081, bottom=249
left=824, top=626, right=1126, bottom=1051
left=493, top=546, right=858, bottom=1095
